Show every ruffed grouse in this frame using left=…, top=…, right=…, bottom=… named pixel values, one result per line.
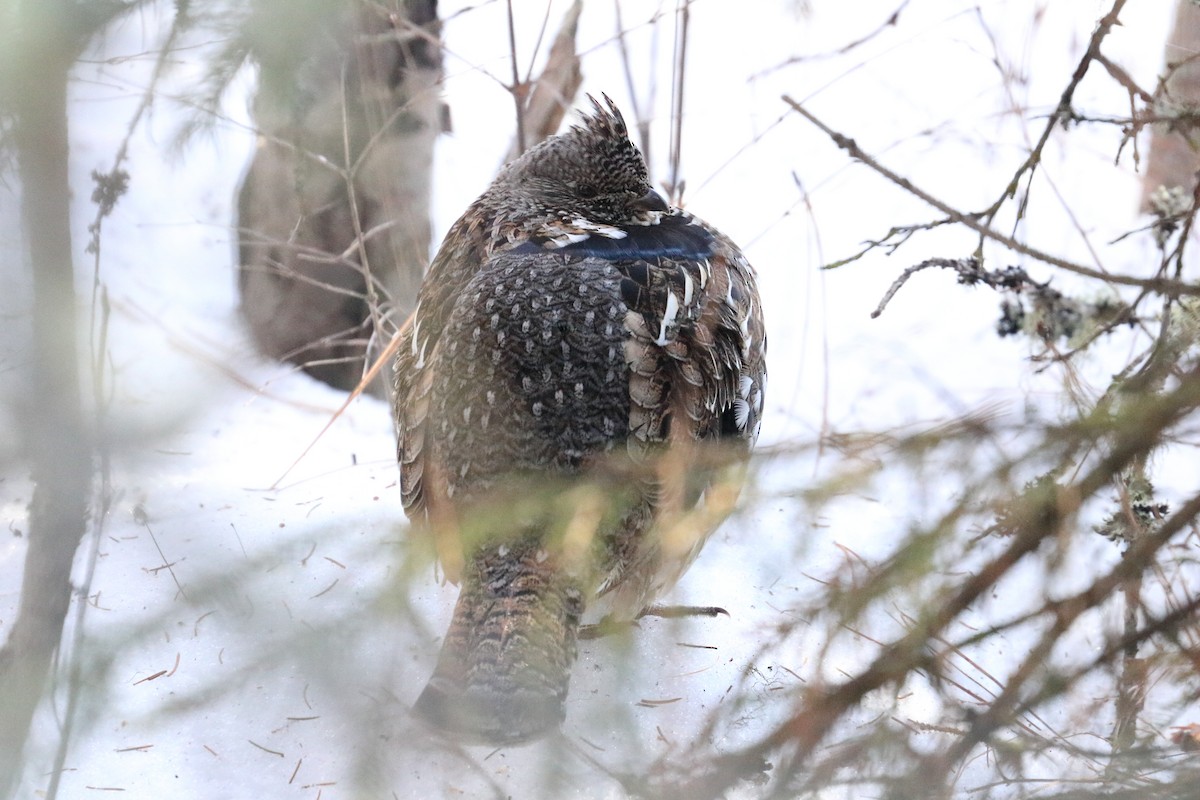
left=393, top=96, right=766, bottom=745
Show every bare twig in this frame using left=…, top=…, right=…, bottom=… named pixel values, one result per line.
left=504, top=0, right=583, bottom=162
left=751, top=0, right=911, bottom=79
left=612, top=0, right=657, bottom=165
left=338, top=57, right=389, bottom=398
left=665, top=0, right=690, bottom=204
left=782, top=95, right=1200, bottom=297
left=869, top=258, right=988, bottom=319
left=981, top=0, right=1129, bottom=230
left=506, top=0, right=528, bottom=155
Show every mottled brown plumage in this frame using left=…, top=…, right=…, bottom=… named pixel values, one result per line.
left=393, top=96, right=766, bottom=744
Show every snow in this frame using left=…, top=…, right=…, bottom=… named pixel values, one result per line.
left=1, top=0, right=1193, bottom=798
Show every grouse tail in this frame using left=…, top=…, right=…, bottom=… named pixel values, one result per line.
left=413, top=539, right=585, bottom=745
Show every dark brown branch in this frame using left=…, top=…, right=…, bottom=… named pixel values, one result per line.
left=984, top=0, right=1128, bottom=227
left=782, top=94, right=1199, bottom=296
left=1094, top=52, right=1155, bottom=105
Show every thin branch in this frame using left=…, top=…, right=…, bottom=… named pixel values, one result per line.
left=665, top=0, right=689, bottom=203
left=613, top=0, right=655, bottom=165
left=506, top=0, right=528, bottom=155
left=338, top=56, right=388, bottom=393
left=750, top=0, right=911, bottom=80
left=781, top=95, right=1200, bottom=296
left=981, top=0, right=1129, bottom=229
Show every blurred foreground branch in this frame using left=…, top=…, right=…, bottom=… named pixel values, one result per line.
left=0, top=2, right=108, bottom=795
left=627, top=3, right=1200, bottom=797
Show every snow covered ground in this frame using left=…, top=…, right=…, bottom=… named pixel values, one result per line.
left=1, top=0, right=1187, bottom=797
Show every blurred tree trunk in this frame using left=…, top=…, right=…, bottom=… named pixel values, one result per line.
left=0, top=2, right=105, bottom=795
left=236, top=0, right=443, bottom=394
left=1141, top=0, right=1200, bottom=212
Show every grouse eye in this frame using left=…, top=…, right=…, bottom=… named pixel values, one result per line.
left=577, top=183, right=598, bottom=199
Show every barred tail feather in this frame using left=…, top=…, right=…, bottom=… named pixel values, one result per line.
left=414, top=540, right=585, bottom=745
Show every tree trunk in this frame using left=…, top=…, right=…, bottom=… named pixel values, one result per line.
left=1141, top=0, right=1200, bottom=212
left=236, top=0, right=443, bottom=394
left=0, top=3, right=92, bottom=796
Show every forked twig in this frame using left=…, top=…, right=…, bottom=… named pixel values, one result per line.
left=781, top=95, right=1198, bottom=296
left=506, top=0, right=528, bottom=155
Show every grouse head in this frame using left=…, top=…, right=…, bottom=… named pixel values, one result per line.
left=490, top=94, right=669, bottom=228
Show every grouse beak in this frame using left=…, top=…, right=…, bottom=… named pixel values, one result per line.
left=631, top=189, right=670, bottom=213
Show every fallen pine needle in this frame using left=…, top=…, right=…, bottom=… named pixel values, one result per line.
left=133, top=670, right=167, bottom=685
left=248, top=740, right=284, bottom=757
